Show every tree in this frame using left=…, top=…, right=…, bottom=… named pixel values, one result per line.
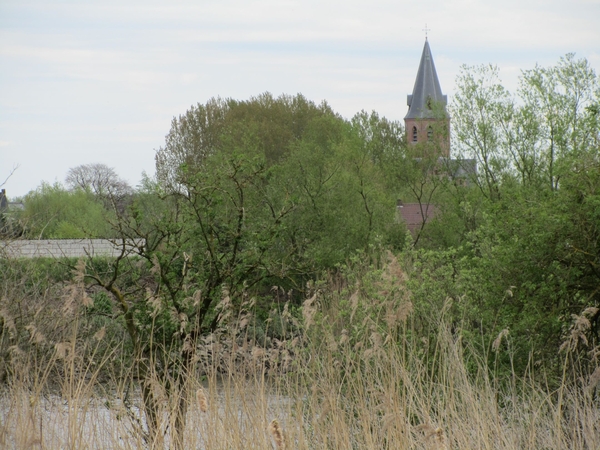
left=436, top=55, right=600, bottom=373
left=155, top=93, right=340, bottom=193
left=519, top=53, right=599, bottom=190
left=451, top=55, right=600, bottom=196
left=65, top=163, right=132, bottom=198
left=451, top=64, right=512, bottom=200
left=84, top=92, right=397, bottom=448
left=155, top=97, right=229, bottom=193
left=351, top=110, right=404, bottom=165
left=18, top=182, right=114, bottom=239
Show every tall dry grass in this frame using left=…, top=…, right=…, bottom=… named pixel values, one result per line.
left=1, top=253, right=599, bottom=449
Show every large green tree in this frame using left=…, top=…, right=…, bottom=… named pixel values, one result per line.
left=85, top=92, right=398, bottom=448
left=425, top=54, right=600, bottom=373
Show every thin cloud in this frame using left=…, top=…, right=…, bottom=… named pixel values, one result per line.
left=1, top=0, right=598, bottom=197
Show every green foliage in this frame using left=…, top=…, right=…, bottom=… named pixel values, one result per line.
left=154, top=93, right=399, bottom=287
left=76, top=93, right=403, bottom=445
left=351, top=110, right=405, bottom=165
left=451, top=54, right=600, bottom=196
left=155, top=93, right=342, bottom=190
left=0, top=257, right=125, bottom=385
left=421, top=54, right=600, bottom=375
left=18, top=182, right=115, bottom=238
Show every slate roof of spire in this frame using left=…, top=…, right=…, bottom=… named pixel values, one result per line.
left=405, top=40, right=447, bottom=120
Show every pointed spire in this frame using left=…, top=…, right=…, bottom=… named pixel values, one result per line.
left=405, top=40, right=447, bottom=120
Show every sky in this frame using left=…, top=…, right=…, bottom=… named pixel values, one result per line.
left=1, top=0, right=599, bottom=198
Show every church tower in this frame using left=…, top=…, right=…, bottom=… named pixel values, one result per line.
left=404, top=39, right=450, bottom=157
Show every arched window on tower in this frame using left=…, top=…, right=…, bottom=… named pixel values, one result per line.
left=427, top=126, right=433, bottom=141
left=412, top=126, right=418, bottom=142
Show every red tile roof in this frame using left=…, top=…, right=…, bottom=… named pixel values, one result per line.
left=398, top=203, right=438, bottom=233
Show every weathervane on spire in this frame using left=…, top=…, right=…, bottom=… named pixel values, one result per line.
left=423, top=24, right=430, bottom=40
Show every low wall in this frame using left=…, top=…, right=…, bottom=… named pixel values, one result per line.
left=0, top=239, right=144, bottom=259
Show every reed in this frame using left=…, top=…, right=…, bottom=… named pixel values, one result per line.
left=1, top=254, right=599, bottom=449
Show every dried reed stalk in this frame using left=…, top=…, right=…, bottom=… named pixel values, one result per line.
left=196, top=388, right=208, bottom=413
left=268, top=419, right=286, bottom=449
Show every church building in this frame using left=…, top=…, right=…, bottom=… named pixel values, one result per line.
left=397, top=39, right=475, bottom=238
left=404, top=38, right=450, bottom=157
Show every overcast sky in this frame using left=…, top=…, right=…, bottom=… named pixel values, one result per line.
left=1, top=0, right=599, bottom=198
